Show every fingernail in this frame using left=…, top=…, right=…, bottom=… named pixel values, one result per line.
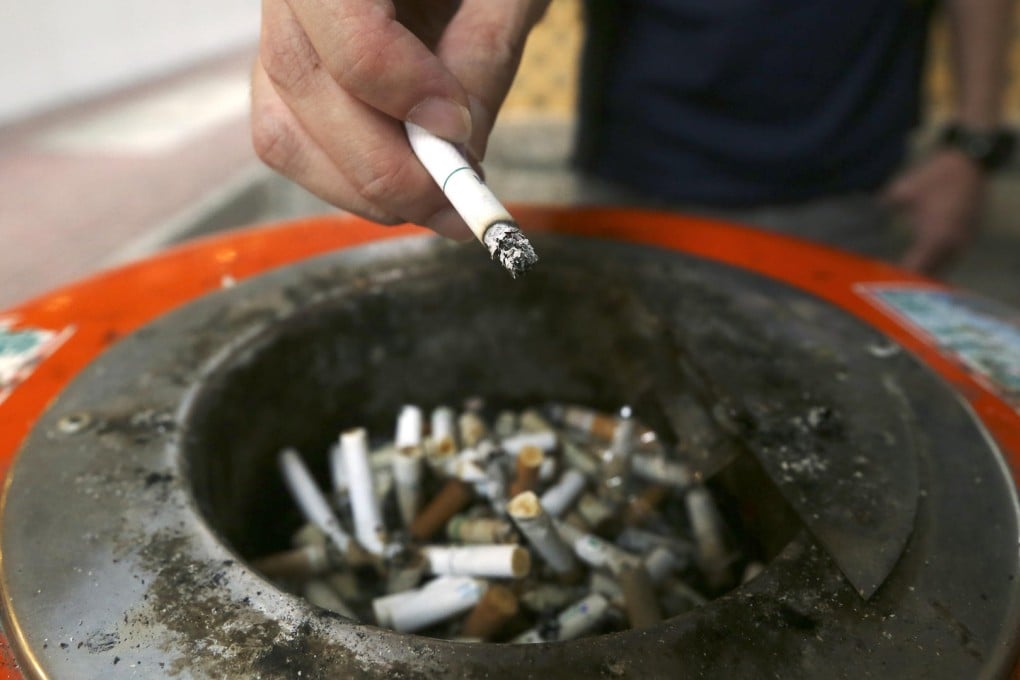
left=407, top=97, right=472, bottom=144
left=425, top=206, right=474, bottom=242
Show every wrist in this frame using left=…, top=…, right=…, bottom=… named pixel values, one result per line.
left=938, top=123, right=1015, bottom=172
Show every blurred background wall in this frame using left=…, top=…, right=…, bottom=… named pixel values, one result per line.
left=0, top=0, right=260, bottom=125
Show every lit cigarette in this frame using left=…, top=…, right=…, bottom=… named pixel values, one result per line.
left=447, top=515, right=516, bottom=544
left=512, top=593, right=609, bottom=643
left=555, top=521, right=641, bottom=575
left=304, top=579, right=358, bottom=620
left=509, top=445, right=544, bottom=498
left=421, top=545, right=531, bottom=579
left=461, top=585, right=519, bottom=641
left=404, top=122, right=538, bottom=278
left=507, top=491, right=578, bottom=576
left=340, top=428, right=388, bottom=556
left=501, top=430, right=558, bottom=456
left=619, top=565, right=662, bottom=629
left=539, top=469, right=587, bottom=518
left=410, top=478, right=474, bottom=541
left=373, top=576, right=486, bottom=633
left=278, top=449, right=354, bottom=556
left=252, top=543, right=331, bottom=580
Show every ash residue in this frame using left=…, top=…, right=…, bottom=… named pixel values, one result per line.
left=483, top=222, right=538, bottom=278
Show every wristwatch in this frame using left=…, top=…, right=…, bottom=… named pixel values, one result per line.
left=938, top=123, right=1016, bottom=171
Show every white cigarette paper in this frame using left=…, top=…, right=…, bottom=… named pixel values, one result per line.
left=686, top=485, right=730, bottom=581
left=341, top=428, right=387, bottom=555
left=278, top=449, right=353, bottom=555
left=540, top=469, right=587, bottom=518
left=404, top=122, right=514, bottom=244
left=556, top=521, right=641, bottom=575
left=373, top=576, right=486, bottom=633
left=392, top=447, right=424, bottom=529
left=513, top=593, right=610, bottom=643
left=631, top=454, right=694, bottom=489
left=396, top=404, right=424, bottom=450
left=501, top=430, right=558, bottom=456
left=422, top=545, right=531, bottom=579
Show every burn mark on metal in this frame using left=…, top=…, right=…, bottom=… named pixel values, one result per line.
left=1, top=236, right=1018, bottom=677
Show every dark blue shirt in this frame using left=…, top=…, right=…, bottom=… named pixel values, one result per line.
left=575, top=1, right=932, bottom=206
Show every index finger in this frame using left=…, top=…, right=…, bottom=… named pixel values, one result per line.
left=285, top=0, right=473, bottom=142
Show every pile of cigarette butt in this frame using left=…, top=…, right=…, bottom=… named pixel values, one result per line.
left=255, top=402, right=761, bottom=643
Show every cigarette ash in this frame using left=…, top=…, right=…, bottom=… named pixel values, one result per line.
left=482, top=222, right=538, bottom=279
left=253, top=400, right=768, bottom=644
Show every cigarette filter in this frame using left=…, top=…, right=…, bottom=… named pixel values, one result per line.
left=461, top=585, right=519, bottom=640
left=446, top=515, right=516, bottom=544
left=410, top=478, right=474, bottom=541
left=501, top=430, right=558, bottom=456
left=619, top=565, right=663, bottom=630
left=507, top=491, right=578, bottom=576
left=422, top=544, right=531, bottom=579
left=252, top=543, right=330, bottom=580
left=458, top=411, right=488, bottom=449
left=509, top=445, right=544, bottom=498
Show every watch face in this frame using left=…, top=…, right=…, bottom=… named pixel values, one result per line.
left=944, top=125, right=1016, bottom=170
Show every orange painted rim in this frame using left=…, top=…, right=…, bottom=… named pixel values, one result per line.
left=0, top=207, right=1017, bottom=678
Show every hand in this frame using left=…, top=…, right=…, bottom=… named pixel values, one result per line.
left=252, top=0, right=549, bottom=240
left=883, top=148, right=987, bottom=275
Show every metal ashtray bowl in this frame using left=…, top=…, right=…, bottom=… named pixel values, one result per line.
left=2, top=233, right=1018, bottom=678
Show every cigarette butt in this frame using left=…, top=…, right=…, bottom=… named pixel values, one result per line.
left=458, top=411, right=488, bottom=448
left=501, top=430, right=558, bottom=456
left=447, top=516, right=516, bottom=544
left=539, top=469, right=587, bottom=518
left=422, top=545, right=531, bottom=579
left=304, top=579, right=358, bottom=620
left=742, top=561, right=765, bottom=584
left=555, top=521, right=641, bottom=575
left=410, top=478, right=474, bottom=541
left=393, top=446, right=424, bottom=529
left=427, top=406, right=458, bottom=470
left=519, top=408, right=553, bottom=433
left=512, top=593, right=609, bottom=643
left=341, top=428, right=387, bottom=556
left=373, top=576, right=485, bottom=633
left=561, top=440, right=600, bottom=478
left=507, top=491, right=578, bottom=576
left=279, top=449, right=354, bottom=556
left=643, top=546, right=680, bottom=585
left=252, top=544, right=331, bottom=580
left=396, top=405, right=424, bottom=450
left=494, top=410, right=519, bottom=439
left=461, top=585, right=520, bottom=640
left=538, top=456, right=557, bottom=483
left=631, top=454, right=694, bottom=489
left=291, top=522, right=327, bottom=549
left=685, top=485, right=732, bottom=589
left=619, top=565, right=662, bottom=630
left=509, top=445, right=544, bottom=498
left=624, top=484, right=670, bottom=525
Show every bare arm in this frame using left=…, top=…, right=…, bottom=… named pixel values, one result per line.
left=886, top=0, right=1014, bottom=273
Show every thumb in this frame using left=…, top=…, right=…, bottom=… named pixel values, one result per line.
left=435, top=1, right=551, bottom=159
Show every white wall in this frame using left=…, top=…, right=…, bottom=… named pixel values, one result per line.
left=0, top=0, right=260, bottom=125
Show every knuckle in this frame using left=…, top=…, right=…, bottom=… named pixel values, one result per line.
left=356, top=151, right=411, bottom=207
left=333, top=26, right=398, bottom=90
left=251, top=106, right=300, bottom=174
left=260, top=28, right=321, bottom=95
